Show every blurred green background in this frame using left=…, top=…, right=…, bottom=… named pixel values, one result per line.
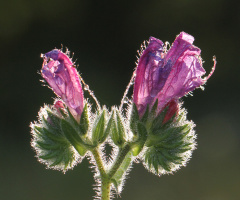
left=0, top=0, right=239, bottom=199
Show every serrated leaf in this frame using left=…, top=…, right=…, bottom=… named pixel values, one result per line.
left=36, top=141, right=61, bottom=150
left=143, top=109, right=196, bottom=175
left=31, top=106, right=84, bottom=172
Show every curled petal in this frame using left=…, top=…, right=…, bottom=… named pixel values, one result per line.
left=133, top=37, right=168, bottom=116
left=41, top=49, right=84, bottom=120
left=133, top=32, right=215, bottom=117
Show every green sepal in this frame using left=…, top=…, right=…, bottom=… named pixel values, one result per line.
left=150, top=106, right=169, bottom=133
left=143, top=109, right=196, bottom=175
left=129, top=103, right=139, bottom=136
left=61, top=119, right=87, bottom=156
left=31, top=109, right=79, bottom=171
left=111, top=151, right=132, bottom=193
left=149, top=99, right=158, bottom=118
left=79, top=104, right=89, bottom=136
left=35, top=126, right=66, bottom=143
left=65, top=105, right=89, bottom=137
left=110, top=109, right=126, bottom=147
left=140, top=104, right=149, bottom=124
left=99, top=111, right=113, bottom=144
left=45, top=110, right=61, bottom=127
left=66, top=108, right=81, bottom=129
left=131, top=122, right=147, bottom=156
left=92, top=109, right=107, bottom=145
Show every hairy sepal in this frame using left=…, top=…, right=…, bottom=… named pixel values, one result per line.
left=129, top=103, right=149, bottom=156
left=92, top=108, right=110, bottom=145
left=143, top=108, right=196, bottom=176
left=31, top=105, right=81, bottom=172
left=110, top=108, right=126, bottom=147
left=66, top=103, right=89, bottom=136
left=61, top=119, right=87, bottom=156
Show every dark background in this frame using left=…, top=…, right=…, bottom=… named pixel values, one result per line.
left=0, top=0, right=239, bottom=199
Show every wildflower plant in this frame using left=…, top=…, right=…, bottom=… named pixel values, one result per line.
left=30, top=32, right=216, bottom=200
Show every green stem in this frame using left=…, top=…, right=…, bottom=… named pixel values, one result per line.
left=101, top=179, right=111, bottom=200
left=91, top=144, right=132, bottom=200
left=91, top=148, right=111, bottom=200
left=108, top=144, right=131, bottom=179
left=91, top=148, right=106, bottom=178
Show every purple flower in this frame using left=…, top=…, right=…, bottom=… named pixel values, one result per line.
left=133, top=32, right=216, bottom=117
left=41, top=49, right=84, bottom=121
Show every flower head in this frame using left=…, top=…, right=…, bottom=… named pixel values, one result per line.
left=41, top=49, right=84, bottom=121
left=133, top=32, right=216, bottom=117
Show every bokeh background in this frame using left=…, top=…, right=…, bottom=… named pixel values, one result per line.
left=0, top=0, right=239, bottom=199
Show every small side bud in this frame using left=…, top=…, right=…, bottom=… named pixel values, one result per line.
left=162, top=100, right=179, bottom=125
left=110, top=108, right=126, bottom=147
left=91, top=108, right=108, bottom=145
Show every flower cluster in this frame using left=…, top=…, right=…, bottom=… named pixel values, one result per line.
left=31, top=32, right=215, bottom=200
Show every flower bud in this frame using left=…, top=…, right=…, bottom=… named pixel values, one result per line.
left=54, top=100, right=65, bottom=110
left=133, top=32, right=216, bottom=117
left=41, top=49, right=84, bottom=121
left=162, top=100, right=179, bottom=125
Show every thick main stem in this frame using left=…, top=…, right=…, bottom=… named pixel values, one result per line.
left=91, top=148, right=110, bottom=200
left=101, top=179, right=111, bottom=200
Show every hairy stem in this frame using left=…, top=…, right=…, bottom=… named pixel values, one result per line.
left=92, top=148, right=111, bottom=200
left=101, top=179, right=111, bottom=200
left=91, top=144, right=132, bottom=200
left=91, top=148, right=107, bottom=178
left=108, top=144, right=131, bottom=179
